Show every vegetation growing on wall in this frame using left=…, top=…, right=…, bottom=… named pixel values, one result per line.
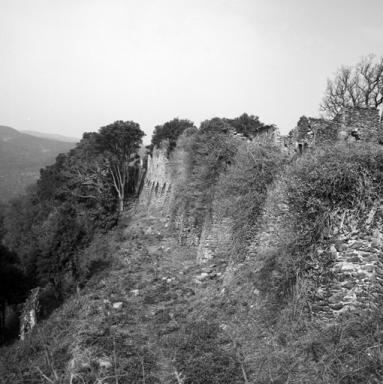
left=216, top=140, right=286, bottom=259
left=150, top=118, right=196, bottom=156
left=224, top=113, right=275, bottom=138
left=170, top=118, right=241, bottom=233
left=259, top=143, right=383, bottom=301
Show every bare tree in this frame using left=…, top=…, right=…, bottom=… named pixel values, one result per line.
left=320, top=55, right=383, bottom=117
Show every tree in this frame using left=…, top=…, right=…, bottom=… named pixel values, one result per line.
left=95, top=121, right=145, bottom=212
left=150, top=118, right=195, bottom=156
left=225, top=113, right=275, bottom=138
left=321, top=55, right=383, bottom=117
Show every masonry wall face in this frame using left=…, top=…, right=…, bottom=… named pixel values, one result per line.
left=140, top=144, right=235, bottom=263
left=140, top=147, right=173, bottom=210
left=287, top=107, right=383, bottom=154
left=313, top=205, right=383, bottom=321
left=248, top=175, right=383, bottom=323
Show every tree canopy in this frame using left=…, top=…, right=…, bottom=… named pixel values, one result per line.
left=1, top=120, right=144, bottom=305
left=95, top=121, right=145, bottom=211
left=225, top=113, right=275, bottom=138
left=150, top=118, right=195, bottom=156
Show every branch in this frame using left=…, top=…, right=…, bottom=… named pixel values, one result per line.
left=35, top=367, right=55, bottom=384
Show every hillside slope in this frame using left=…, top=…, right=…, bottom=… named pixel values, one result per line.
left=0, top=205, right=239, bottom=383
left=0, top=126, right=74, bottom=201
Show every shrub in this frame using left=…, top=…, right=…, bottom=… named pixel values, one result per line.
left=256, top=143, right=383, bottom=303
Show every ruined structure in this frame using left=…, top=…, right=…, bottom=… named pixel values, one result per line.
left=140, top=126, right=279, bottom=263
left=286, top=107, right=383, bottom=154
left=140, top=107, right=383, bottom=313
left=313, top=205, right=383, bottom=320
left=140, top=144, right=173, bottom=210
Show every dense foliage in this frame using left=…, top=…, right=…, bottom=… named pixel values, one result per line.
left=224, top=113, right=275, bottom=138
left=0, top=121, right=144, bottom=336
left=150, top=118, right=195, bottom=156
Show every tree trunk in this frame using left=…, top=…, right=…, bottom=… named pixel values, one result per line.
left=119, top=196, right=124, bottom=212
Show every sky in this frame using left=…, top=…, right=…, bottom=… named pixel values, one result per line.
left=1, top=0, right=383, bottom=143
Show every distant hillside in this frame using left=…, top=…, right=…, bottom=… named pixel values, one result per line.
left=22, top=130, right=79, bottom=143
left=0, top=126, right=75, bottom=202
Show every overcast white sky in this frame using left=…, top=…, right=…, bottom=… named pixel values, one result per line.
left=1, top=0, right=383, bottom=142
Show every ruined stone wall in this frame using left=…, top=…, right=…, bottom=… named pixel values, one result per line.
left=140, top=128, right=280, bottom=264
left=196, top=129, right=280, bottom=264
left=247, top=177, right=295, bottom=265
left=246, top=173, right=383, bottom=323
left=312, top=204, right=383, bottom=321
left=286, top=107, right=383, bottom=154
left=140, top=146, right=173, bottom=210
left=139, top=144, right=200, bottom=245
left=285, top=117, right=331, bottom=154
left=197, top=212, right=233, bottom=263
left=333, top=107, right=382, bottom=142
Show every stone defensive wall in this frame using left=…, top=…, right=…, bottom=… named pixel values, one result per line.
left=140, top=108, right=383, bottom=322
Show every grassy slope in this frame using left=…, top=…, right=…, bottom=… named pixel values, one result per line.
left=0, top=206, right=232, bottom=383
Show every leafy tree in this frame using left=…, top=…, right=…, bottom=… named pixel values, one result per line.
left=95, top=121, right=145, bottom=211
left=225, top=113, right=275, bottom=138
left=321, top=55, right=383, bottom=117
left=41, top=133, right=119, bottom=222
left=150, top=118, right=195, bottom=156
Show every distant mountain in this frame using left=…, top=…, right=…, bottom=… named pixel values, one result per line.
left=22, top=130, right=79, bottom=143
left=0, top=126, right=75, bottom=202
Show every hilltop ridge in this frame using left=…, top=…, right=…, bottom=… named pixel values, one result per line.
left=0, top=125, right=74, bottom=201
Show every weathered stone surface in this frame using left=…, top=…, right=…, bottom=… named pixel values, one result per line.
left=286, top=107, right=383, bottom=154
